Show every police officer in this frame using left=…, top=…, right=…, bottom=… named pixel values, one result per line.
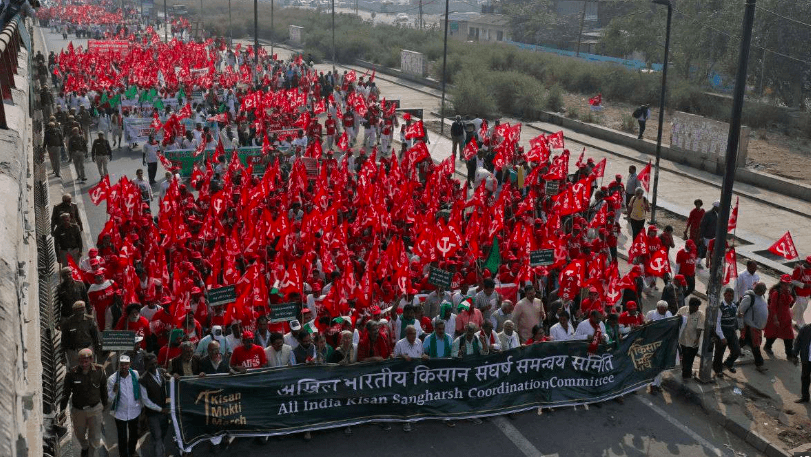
left=53, top=212, right=82, bottom=266
left=61, top=300, right=100, bottom=368
left=61, top=348, right=107, bottom=457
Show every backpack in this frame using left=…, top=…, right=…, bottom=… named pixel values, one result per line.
left=632, top=107, right=643, bottom=118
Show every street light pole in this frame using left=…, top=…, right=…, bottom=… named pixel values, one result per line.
left=228, top=0, right=232, bottom=47
left=271, top=0, right=275, bottom=57
left=439, top=0, right=450, bottom=135
left=163, top=0, right=167, bottom=41
left=649, top=0, right=671, bottom=226
left=332, top=0, right=336, bottom=75
left=254, top=0, right=259, bottom=84
left=698, top=0, right=757, bottom=383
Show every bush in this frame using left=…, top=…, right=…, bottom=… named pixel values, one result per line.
left=621, top=114, right=636, bottom=133
left=450, top=70, right=497, bottom=118
left=566, top=108, right=580, bottom=120
left=490, top=71, right=545, bottom=118
left=545, top=84, right=564, bottom=112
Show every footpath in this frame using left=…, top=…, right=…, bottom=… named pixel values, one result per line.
left=260, top=45, right=811, bottom=456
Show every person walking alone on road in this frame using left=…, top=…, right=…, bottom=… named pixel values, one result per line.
left=683, top=199, right=704, bottom=246
left=91, top=132, right=112, bottom=180
left=633, top=104, right=650, bottom=139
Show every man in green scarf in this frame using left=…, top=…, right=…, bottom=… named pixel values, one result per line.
left=107, top=354, right=164, bottom=457
left=423, top=319, right=453, bottom=358
left=395, top=304, right=424, bottom=341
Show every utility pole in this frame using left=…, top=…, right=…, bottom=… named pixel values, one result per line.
left=254, top=0, right=259, bottom=84
left=649, top=0, right=671, bottom=226
left=759, top=47, right=766, bottom=97
left=355, top=0, right=358, bottom=16
left=200, top=0, right=203, bottom=31
left=332, top=0, right=336, bottom=75
left=163, top=0, right=167, bottom=41
left=439, top=0, right=449, bottom=134
left=228, top=0, right=232, bottom=47
left=419, top=0, right=423, bottom=30
left=698, top=0, right=757, bottom=383
left=575, top=0, right=587, bottom=57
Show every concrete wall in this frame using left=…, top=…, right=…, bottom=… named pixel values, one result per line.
left=670, top=111, right=749, bottom=169
left=400, top=50, right=426, bottom=78
left=289, top=25, right=304, bottom=46
left=0, top=26, right=43, bottom=457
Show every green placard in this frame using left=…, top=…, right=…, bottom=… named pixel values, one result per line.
left=428, top=267, right=453, bottom=289
left=102, top=330, right=136, bottom=351
left=530, top=249, right=555, bottom=267
left=164, top=148, right=208, bottom=177
left=208, top=285, right=237, bottom=307
left=269, top=302, right=299, bottom=323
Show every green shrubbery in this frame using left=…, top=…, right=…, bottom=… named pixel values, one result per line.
left=190, top=1, right=798, bottom=127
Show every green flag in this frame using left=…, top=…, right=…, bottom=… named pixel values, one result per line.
left=125, top=85, right=137, bottom=98
left=139, top=89, right=148, bottom=102
left=483, top=237, right=500, bottom=275
left=153, top=98, right=165, bottom=109
left=177, top=87, right=186, bottom=100
left=147, top=88, right=158, bottom=102
left=100, top=92, right=108, bottom=104
left=218, top=103, right=227, bottom=113
left=110, top=94, right=121, bottom=108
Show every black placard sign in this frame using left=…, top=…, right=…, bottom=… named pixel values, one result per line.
left=428, top=267, right=452, bottom=289
left=208, top=285, right=237, bottom=307
left=545, top=180, right=560, bottom=196
left=270, top=302, right=299, bottom=323
left=530, top=249, right=555, bottom=267
left=102, top=330, right=136, bottom=351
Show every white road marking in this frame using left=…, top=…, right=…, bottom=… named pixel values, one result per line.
left=492, top=416, right=550, bottom=457
left=634, top=395, right=726, bottom=457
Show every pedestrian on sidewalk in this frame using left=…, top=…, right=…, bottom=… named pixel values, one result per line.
left=791, top=256, right=811, bottom=329
left=61, top=348, right=107, bottom=457
left=678, top=297, right=704, bottom=381
left=764, top=275, right=797, bottom=363
left=791, top=323, right=811, bottom=403
left=683, top=199, right=704, bottom=246
left=633, top=104, right=650, bottom=139
left=738, top=282, right=769, bottom=373
left=450, top=115, right=465, bottom=160
left=90, top=132, right=112, bottom=180
left=43, top=121, right=63, bottom=177
left=713, top=287, right=741, bottom=377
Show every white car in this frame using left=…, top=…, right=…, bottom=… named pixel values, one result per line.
left=395, top=13, right=409, bottom=23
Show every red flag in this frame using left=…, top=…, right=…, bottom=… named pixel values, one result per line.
left=636, top=161, right=651, bottom=192
left=278, top=261, right=303, bottom=296
left=525, top=141, right=549, bottom=163
left=768, top=231, right=798, bottom=260
left=404, top=120, right=425, bottom=140
left=337, top=131, right=349, bottom=151
left=723, top=247, right=738, bottom=285
left=547, top=130, right=565, bottom=149
left=589, top=94, right=602, bottom=106
left=462, top=139, right=478, bottom=161
left=88, top=175, right=111, bottom=205
left=575, top=149, right=585, bottom=168
left=66, top=254, right=84, bottom=281
left=590, top=157, right=606, bottom=179
left=646, top=248, right=671, bottom=278
left=627, top=231, right=650, bottom=263
left=727, top=197, right=739, bottom=232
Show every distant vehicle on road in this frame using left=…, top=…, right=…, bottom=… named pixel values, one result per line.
left=169, top=4, right=188, bottom=15
left=395, top=13, right=409, bottom=23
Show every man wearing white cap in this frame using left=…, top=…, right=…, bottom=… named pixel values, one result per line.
left=107, top=354, right=165, bottom=457
left=645, top=301, right=673, bottom=394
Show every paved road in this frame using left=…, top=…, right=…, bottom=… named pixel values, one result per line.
left=40, top=27, right=765, bottom=457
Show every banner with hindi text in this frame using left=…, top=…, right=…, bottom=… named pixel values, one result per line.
left=170, top=317, right=680, bottom=451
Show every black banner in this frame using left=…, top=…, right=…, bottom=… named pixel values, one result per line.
left=102, top=330, right=135, bottom=351
left=207, top=285, right=236, bottom=307
left=529, top=249, right=555, bottom=267
left=269, top=302, right=299, bottom=323
left=170, top=318, right=680, bottom=451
